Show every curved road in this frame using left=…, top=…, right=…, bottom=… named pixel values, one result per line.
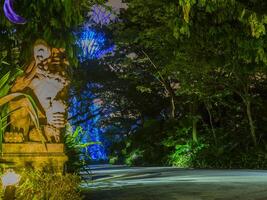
left=81, top=165, right=267, bottom=200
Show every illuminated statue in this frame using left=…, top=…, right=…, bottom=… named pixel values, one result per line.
left=6, top=39, right=70, bottom=143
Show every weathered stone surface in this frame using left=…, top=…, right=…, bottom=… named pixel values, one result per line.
left=0, top=143, right=68, bottom=173
left=7, top=39, right=70, bottom=143
left=1, top=143, right=65, bottom=153
left=2, top=40, right=70, bottom=173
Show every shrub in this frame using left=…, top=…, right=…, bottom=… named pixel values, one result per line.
left=109, top=155, right=119, bottom=165
left=1, top=170, right=82, bottom=200
left=65, top=125, right=100, bottom=173
left=125, top=149, right=144, bottom=166
left=168, top=141, right=207, bottom=168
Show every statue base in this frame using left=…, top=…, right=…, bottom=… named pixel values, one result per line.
left=0, top=143, right=68, bottom=174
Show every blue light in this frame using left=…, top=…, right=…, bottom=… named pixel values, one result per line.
left=71, top=4, right=117, bottom=160
left=69, top=88, right=108, bottom=161
left=86, top=101, right=106, bottom=160
left=76, top=27, right=114, bottom=61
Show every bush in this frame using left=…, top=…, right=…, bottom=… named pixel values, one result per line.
left=65, top=125, right=100, bottom=173
left=168, top=141, right=207, bottom=168
left=125, top=149, right=144, bottom=166
left=0, top=170, right=82, bottom=200
left=121, top=119, right=169, bottom=166
left=109, top=155, right=119, bottom=165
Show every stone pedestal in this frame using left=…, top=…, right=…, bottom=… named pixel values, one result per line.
left=0, top=143, right=68, bottom=174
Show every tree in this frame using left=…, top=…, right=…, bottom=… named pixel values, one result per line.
left=99, top=0, right=267, bottom=166
left=0, top=0, right=104, bottom=67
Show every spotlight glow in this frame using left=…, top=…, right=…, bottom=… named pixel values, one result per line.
left=1, top=170, right=21, bottom=187
left=69, top=88, right=108, bottom=161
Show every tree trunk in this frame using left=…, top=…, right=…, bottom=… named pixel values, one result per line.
left=141, top=51, right=177, bottom=119
left=191, top=102, right=198, bottom=143
left=192, top=118, right=198, bottom=143
left=246, top=100, right=257, bottom=146
left=206, top=103, right=217, bottom=146
left=170, top=95, right=175, bottom=119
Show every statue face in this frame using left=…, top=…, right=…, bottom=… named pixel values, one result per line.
left=34, top=44, right=51, bottom=64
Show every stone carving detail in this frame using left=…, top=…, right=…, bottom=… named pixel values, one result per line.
left=5, top=39, right=70, bottom=143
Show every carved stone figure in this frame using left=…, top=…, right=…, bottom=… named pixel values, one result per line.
left=5, top=39, right=70, bottom=143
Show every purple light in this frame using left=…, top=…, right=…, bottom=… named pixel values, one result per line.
left=3, top=0, right=26, bottom=24
left=74, top=4, right=116, bottom=60
left=90, top=5, right=116, bottom=26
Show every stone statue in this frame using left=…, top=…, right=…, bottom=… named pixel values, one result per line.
left=5, top=39, right=70, bottom=143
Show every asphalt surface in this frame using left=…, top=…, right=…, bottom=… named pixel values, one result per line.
left=81, top=165, right=267, bottom=200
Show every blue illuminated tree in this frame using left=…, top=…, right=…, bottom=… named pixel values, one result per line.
left=69, top=4, right=117, bottom=161
left=76, top=26, right=114, bottom=61
left=75, top=4, right=116, bottom=61
left=69, top=86, right=108, bottom=161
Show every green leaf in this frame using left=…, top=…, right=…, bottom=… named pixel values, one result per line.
left=0, top=72, right=10, bottom=90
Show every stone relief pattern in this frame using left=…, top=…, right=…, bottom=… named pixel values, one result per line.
left=6, top=40, right=70, bottom=143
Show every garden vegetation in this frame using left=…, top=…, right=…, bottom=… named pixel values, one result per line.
left=75, top=0, right=267, bottom=168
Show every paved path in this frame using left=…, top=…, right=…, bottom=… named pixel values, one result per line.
left=81, top=165, right=267, bottom=200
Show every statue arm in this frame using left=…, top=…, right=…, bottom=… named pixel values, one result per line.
left=11, top=61, right=37, bottom=92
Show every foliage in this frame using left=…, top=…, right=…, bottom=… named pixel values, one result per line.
left=0, top=70, right=19, bottom=147
left=108, top=119, right=169, bottom=166
left=87, top=0, right=267, bottom=168
left=125, top=149, right=144, bottom=166
left=65, top=125, right=100, bottom=173
left=0, top=0, right=105, bottom=67
left=0, top=58, right=41, bottom=149
left=109, top=155, right=119, bottom=165
left=12, top=170, right=81, bottom=200
left=167, top=141, right=207, bottom=168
